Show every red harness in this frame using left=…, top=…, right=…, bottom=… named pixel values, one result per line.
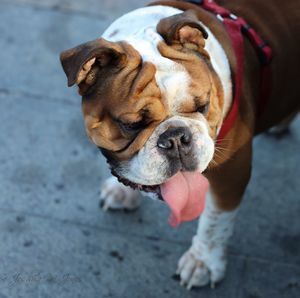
left=187, top=0, right=273, bottom=141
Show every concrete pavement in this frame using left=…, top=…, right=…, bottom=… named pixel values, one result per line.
left=0, top=0, right=299, bottom=297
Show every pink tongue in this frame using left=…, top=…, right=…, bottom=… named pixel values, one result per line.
left=160, top=172, right=209, bottom=227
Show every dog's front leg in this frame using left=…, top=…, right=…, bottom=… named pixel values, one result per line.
left=177, top=191, right=238, bottom=289
left=177, top=141, right=252, bottom=289
left=99, top=176, right=140, bottom=211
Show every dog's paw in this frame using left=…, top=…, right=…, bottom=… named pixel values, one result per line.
left=99, top=177, right=140, bottom=211
left=176, top=244, right=226, bottom=290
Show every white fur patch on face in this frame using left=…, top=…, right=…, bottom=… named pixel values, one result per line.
left=103, top=6, right=192, bottom=113
left=102, top=6, right=232, bottom=184
left=103, top=5, right=232, bottom=121
left=203, top=24, right=232, bottom=120
left=119, top=116, right=215, bottom=185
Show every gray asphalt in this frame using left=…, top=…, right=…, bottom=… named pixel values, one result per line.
left=0, top=0, right=299, bottom=297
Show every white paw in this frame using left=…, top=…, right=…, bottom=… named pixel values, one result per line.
left=99, top=176, right=140, bottom=211
left=176, top=242, right=226, bottom=290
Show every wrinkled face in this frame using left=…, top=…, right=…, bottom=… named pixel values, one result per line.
left=60, top=7, right=224, bottom=194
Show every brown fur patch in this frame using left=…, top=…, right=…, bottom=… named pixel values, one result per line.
left=61, top=0, right=300, bottom=213
left=60, top=12, right=226, bottom=161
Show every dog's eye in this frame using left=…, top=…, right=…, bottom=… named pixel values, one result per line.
left=196, top=102, right=209, bottom=115
left=118, top=120, right=146, bottom=134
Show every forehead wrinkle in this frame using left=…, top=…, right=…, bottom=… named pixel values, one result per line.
left=158, top=67, right=191, bottom=113
left=123, top=29, right=192, bottom=115
left=102, top=5, right=192, bottom=115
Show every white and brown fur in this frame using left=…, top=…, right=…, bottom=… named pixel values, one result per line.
left=60, top=0, right=300, bottom=291
left=99, top=5, right=235, bottom=289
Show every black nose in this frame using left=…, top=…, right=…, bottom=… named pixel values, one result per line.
left=157, top=127, right=193, bottom=158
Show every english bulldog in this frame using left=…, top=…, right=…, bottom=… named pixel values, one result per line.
left=60, top=0, right=300, bottom=289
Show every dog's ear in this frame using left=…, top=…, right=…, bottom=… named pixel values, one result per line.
left=157, top=10, right=208, bottom=52
left=60, top=38, right=127, bottom=91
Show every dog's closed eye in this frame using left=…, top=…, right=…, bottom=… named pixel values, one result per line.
left=118, top=120, right=148, bottom=135
left=196, top=102, right=209, bottom=115
left=194, top=97, right=210, bottom=115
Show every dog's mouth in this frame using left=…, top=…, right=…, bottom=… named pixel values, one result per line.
left=110, top=168, right=209, bottom=227
left=110, top=168, right=163, bottom=198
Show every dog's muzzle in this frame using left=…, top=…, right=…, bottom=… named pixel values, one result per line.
left=157, top=126, right=197, bottom=172
left=157, top=126, right=192, bottom=155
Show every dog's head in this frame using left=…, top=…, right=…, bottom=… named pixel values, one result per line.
left=60, top=8, right=225, bottom=199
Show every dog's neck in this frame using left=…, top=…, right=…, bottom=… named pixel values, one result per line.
left=103, top=5, right=232, bottom=122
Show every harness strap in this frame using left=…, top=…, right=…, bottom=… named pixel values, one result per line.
left=186, top=0, right=273, bottom=141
